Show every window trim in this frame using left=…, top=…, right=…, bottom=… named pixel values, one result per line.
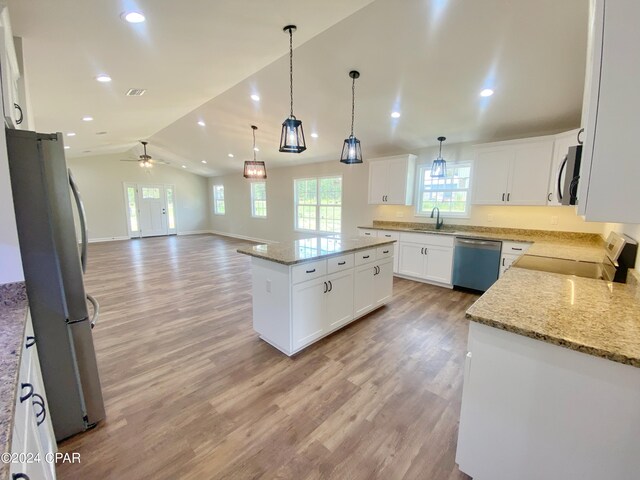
left=250, top=181, right=267, bottom=219
left=414, top=161, right=473, bottom=219
left=213, top=184, right=226, bottom=216
left=293, top=175, right=343, bottom=234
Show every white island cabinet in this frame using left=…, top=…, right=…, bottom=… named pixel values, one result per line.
left=238, top=237, right=395, bottom=356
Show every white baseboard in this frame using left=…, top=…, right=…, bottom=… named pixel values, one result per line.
left=88, top=236, right=130, bottom=243
left=209, top=229, right=276, bottom=244
left=177, top=230, right=210, bottom=236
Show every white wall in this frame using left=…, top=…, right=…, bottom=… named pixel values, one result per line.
left=209, top=141, right=605, bottom=243
left=0, top=127, right=24, bottom=283
left=67, top=153, right=210, bottom=241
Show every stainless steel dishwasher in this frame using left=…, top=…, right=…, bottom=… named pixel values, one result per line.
left=452, top=237, right=502, bottom=292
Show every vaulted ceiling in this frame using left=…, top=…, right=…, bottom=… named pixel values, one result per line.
left=10, top=0, right=588, bottom=176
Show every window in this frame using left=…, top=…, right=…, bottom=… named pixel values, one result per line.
left=416, top=162, right=472, bottom=216
left=166, top=186, right=176, bottom=230
left=294, top=176, right=342, bottom=233
left=141, top=186, right=160, bottom=199
left=251, top=182, right=267, bottom=218
left=213, top=185, right=225, bottom=215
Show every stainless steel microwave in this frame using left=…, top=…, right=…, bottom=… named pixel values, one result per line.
left=557, top=144, right=582, bottom=205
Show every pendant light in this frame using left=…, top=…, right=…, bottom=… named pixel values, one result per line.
left=279, top=25, right=306, bottom=154
left=243, top=125, right=267, bottom=179
left=431, top=136, right=447, bottom=178
left=340, top=70, right=363, bottom=164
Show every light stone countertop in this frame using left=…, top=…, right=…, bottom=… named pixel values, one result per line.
left=466, top=268, right=640, bottom=367
left=0, top=282, right=28, bottom=479
left=237, top=236, right=396, bottom=265
left=358, top=222, right=605, bottom=262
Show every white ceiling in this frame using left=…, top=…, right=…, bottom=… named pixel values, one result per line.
left=9, top=0, right=588, bottom=177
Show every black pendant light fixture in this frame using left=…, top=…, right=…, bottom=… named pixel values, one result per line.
left=243, top=125, right=267, bottom=179
left=340, top=70, right=363, bottom=164
left=431, top=136, right=447, bottom=178
left=279, top=25, right=306, bottom=154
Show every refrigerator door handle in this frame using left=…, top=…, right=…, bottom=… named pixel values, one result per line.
left=69, top=169, right=88, bottom=273
left=86, top=294, right=99, bottom=329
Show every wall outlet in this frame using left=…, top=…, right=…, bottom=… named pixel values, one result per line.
left=487, top=214, right=494, bottom=222
left=396, top=211, right=404, bottom=218
left=551, top=216, right=559, bottom=226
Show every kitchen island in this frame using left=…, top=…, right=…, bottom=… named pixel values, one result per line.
left=456, top=267, right=640, bottom=480
left=237, top=236, right=396, bottom=355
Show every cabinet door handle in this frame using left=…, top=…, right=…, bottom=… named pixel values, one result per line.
left=424, top=248, right=428, bottom=255
left=421, top=248, right=424, bottom=255
left=306, top=268, right=316, bottom=273
left=32, top=393, right=47, bottom=426
left=383, top=250, right=389, bottom=254
left=502, top=193, right=505, bottom=202
left=548, top=192, right=552, bottom=202
left=507, top=193, right=510, bottom=202
left=323, top=282, right=328, bottom=294
left=338, top=261, right=346, bottom=265
left=384, top=234, right=391, bottom=237
left=328, top=281, right=333, bottom=292
left=14, top=103, right=23, bottom=125
left=13, top=474, right=31, bottom=480
left=20, top=383, right=34, bottom=403
left=511, top=247, right=523, bottom=251
left=365, top=232, right=371, bottom=235
left=26, top=336, right=36, bottom=348
left=502, top=258, right=505, bottom=266
left=362, top=255, right=370, bottom=259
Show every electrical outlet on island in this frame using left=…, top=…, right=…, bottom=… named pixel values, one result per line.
left=551, top=216, right=558, bottom=226
left=487, top=214, right=494, bottom=222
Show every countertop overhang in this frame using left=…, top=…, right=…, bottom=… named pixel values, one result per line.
left=237, top=236, right=396, bottom=266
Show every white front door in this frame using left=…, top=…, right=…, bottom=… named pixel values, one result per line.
left=138, top=185, right=168, bottom=237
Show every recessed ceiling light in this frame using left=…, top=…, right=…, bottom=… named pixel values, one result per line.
left=228, top=153, right=234, bottom=158
left=201, top=160, right=207, bottom=164
left=250, top=94, right=260, bottom=102
left=197, top=120, right=206, bottom=127
left=480, top=88, right=494, bottom=97
left=391, top=111, right=401, bottom=119
left=82, top=116, right=93, bottom=122
left=64, top=146, right=70, bottom=150
left=123, top=11, right=145, bottom=23
left=310, top=132, right=319, bottom=138
left=181, top=165, right=187, bottom=169
left=66, top=132, right=76, bottom=137
left=96, top=74, right=111, bottom=83
left=253, top=147, right=260, bottom=152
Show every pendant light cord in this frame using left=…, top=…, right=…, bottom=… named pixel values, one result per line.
left=252, top=127, right=257, bottom=161
left=351, top=76, right=356, bottom=137
left=438, top=139, right=443, bottom=159
left=289, top=28, right=294, bottom=118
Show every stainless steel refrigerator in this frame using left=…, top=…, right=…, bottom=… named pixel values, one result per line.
left=6, top=128, right=105, bottom=441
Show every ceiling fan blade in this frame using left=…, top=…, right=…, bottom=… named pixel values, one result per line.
left=120, top=159, right=139, bottom=162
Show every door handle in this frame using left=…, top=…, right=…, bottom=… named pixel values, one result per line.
left=162, top=208, right=166, bottom=214
left=328, top=281, right=333, bottom=292
left=323, top=282, right=328, bottom=294
left=69, top=170, right=88, bottom=273
left=421, top=248, right=424, bottom=255
left=383, top=250, right=389, bottom=254
left=502, top=193, right=505, bottom=202
left=25, top=336, right=36, bottom=348
left=547, top=192, right=552, bottom=202
left=20, top=383, right=34, bottom=403
left=338, top=261, right=346, bottom=265
left=507, top=193, right=510, bottom=202
left=384, top=234, right=391, bottom=237
left=14, top=103, right=23, bottom=124
left=32, top=393, right=47, bottom=426
left=87, top=294, right=100, bottom=329
left=362, top=255, right=370, bottom=259
left=502, top=258, right=505, bottom=266
left=306, top=269, right=316, bottom=273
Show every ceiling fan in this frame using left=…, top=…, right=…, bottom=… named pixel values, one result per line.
left=120, top=141, right=170, bottom=168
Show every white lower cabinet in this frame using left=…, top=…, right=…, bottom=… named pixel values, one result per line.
left=11, top=311, right=57, bottom=480
left=252, top=245, right=394, bottom=356
left=397, top=233, right=454, bottom=286
left=457, top=322, right=640, bottom=480
left=499, top=241, right=531, bottom=277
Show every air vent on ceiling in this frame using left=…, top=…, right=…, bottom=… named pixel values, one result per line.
left=126, top=88, right=146, bottom=96
left=96, top=131, right=107, bottom=135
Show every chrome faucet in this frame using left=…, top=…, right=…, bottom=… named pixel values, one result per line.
left=431, top=207, right=444, bottom=230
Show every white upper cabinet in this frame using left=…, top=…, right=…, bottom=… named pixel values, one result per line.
left=577, top=0, right=640, bottom=223
left=368, top=154, right=416, bottom=205
left=472, top=137, right=554, bottom=206
left=547, top=129, right=581, bottom=206
left=0, top=8, right=26, bottom=129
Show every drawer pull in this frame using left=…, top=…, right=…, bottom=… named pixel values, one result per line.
left=383, top=250, right=389, bottom=254
left=384, top=234, right=391, bottom=237
left=13, top=474, right=31, bottom=480
left=26, top=336, right=36, bottom=348
left=32, top=393, right=46, bottom=426
left=365, top=232, right=371, bottom=235
left=511, top=247, right=523, bottom=251
left=362, top=255, right=370, bottom=259
left=306, top=269, right=316, bottom=273
left=338, top=261, right=346, bottom=265
left=20, top=383, right=34, bottom=403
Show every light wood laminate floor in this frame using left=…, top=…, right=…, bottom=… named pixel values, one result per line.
left=57, top=234, right=478, bottom=480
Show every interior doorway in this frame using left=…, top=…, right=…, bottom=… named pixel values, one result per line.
left=124, top=183, right=177, bottom=238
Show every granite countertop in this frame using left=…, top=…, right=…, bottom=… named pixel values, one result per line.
left=359, top=221, right=605, bottom=263
left=237, top=236, right=396, bottom=265
left=0, top=282, right=28, bottom=478
left=466, top=268, right=640, bottom=368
